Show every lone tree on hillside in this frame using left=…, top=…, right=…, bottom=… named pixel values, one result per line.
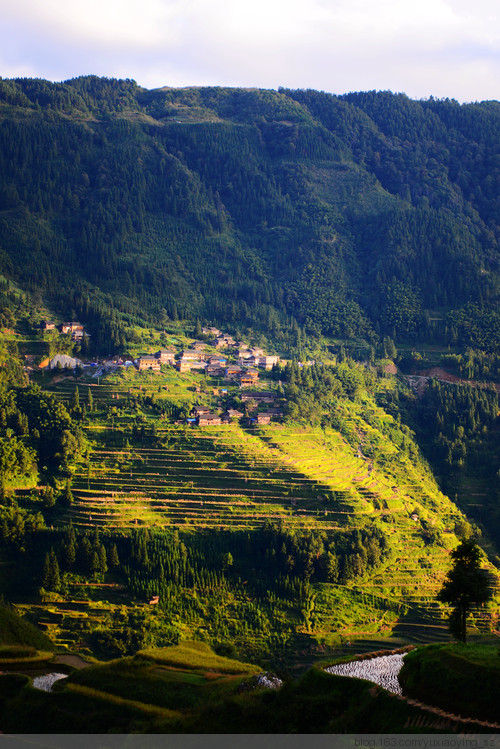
left=438, top=539, right=494, bottom=644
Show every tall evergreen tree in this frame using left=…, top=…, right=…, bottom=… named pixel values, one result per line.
left=42, top=549, right=61, bottom=592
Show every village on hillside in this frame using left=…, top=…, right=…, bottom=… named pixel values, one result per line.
left=32, top=323, right=285, bottom=427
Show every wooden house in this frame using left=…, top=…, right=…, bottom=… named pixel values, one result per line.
left=258, top=355, right=279, bottom=370
left=221, top=409, right=243, bottom=422
left=206, top=364, right=224, bottom=377
left=256, top=413, right=272, bottom=425
left=60, top=322, right=84, bottom=335
left=237, top=348, right=251, bottom=356
left=181, top=349, right=205, bottom=360
left=240, top=391, right=277, bottom=404
left=155, top=350, right=176, bottom=364
left=138, top=355, right=161, bottom=371
left=225, top=365, right=243, bottom=379
left=40, top=320, right=55, bottom=331
left=212, top=334, right=235, bottom=348
left=239, top=371, right=259, bottom=387
left=190, top=406, right=211, bottom=417
left=197, top=413, right=222, bottom=426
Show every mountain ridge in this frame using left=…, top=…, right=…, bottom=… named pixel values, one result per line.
left=1, top=77, right=499, bottom=353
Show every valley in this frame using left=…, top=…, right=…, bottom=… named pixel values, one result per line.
left=0, top=78, right=499, bottom=731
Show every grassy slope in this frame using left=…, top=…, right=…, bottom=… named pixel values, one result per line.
left=0, top=606, right=53, bottom=652
left=26, top=364, right=499, bottom=655
left=0, top=641, right=443, bottom=733
left=400, top=643, right=500, bottom=723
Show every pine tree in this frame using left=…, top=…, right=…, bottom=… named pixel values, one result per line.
left=91, top=551, right=101, bottom=578
left=109, top=543, right=120, bottom=569
left=78, top=536, right=93, bottom=572
left=86, top=387, right=93, bottom=412
left=222, top=551, right=233, bottom=572
left=61, top=479, right=73, bottom=505
left=98, top=544, right=107, bottom=575
left=42, top=485, right=55, bottom=509
left=69, top=386, right=80, bottom=412
left=43, top=549, right=61, bottom=591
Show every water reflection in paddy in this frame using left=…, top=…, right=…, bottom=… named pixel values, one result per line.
left=32, top=673, right=67, bottom=692
left=325, top=653, right=405, bottom=695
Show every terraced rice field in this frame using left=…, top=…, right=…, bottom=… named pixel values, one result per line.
left=44, top=374, right=496, bottom=643
left=50, top=376, right=454, bottom=534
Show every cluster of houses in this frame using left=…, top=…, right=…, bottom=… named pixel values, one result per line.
left=35, top=322, right=284, bottom=415
left=40, top=320, right=89, bottom=342
left=188, top=398, right=283, bottom=427
left=133, top=331, right=285, bottom=427
left=136, top=331, right=279, bottom=389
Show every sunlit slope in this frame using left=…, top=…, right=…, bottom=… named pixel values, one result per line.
left=65, top=418, right=456, bottom=539
left=55, top=377, right=459, bottom=564
left=57, top=377, right=458, bottom=538
left=43, top=373, right=499, bottom=644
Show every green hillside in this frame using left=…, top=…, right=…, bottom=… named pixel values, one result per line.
left=1, top=78, right=500, bottom=352
left=0, top=605, right=53, bottom=652
left=0, top=289, right=497, bottom=666
left=0, top=640, right=440, bottom=733
left=400, top=643, right=500, bottom=723
left=0, top=347, right=494, bottom=665
left=0, top=78, right=500, bottom=731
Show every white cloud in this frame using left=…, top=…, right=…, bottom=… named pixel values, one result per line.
left=0, top=0, right=499, bottom=101
left=2, top=0, right=185, bottom=47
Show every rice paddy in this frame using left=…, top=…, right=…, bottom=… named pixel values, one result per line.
left=35, top=367, right=498, bottom=650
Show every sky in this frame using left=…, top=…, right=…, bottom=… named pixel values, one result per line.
left=1, top=0, right=500, bottom=102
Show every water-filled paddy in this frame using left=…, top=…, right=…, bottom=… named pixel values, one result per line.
left=32, top=673, right=67, bottom=692
left=325, top=653, right=405, bottom=695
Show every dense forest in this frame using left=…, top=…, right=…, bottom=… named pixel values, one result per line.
left=0, top=77, right=500, bottom=350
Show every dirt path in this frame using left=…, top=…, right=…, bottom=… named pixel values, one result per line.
left=393, top=691, right=500, bottom=731
left=405, top=366, right=500, bottom=393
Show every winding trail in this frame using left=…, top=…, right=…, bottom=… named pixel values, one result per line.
left=392, top=691, right=500, bottom=731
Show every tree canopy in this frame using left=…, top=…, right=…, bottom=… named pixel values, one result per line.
left=1, top=79, right=500, bottom=349
left=437, top=539, right=494, bottom=643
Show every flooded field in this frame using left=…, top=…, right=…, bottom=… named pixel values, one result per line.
left=32, top=673, right=68, bottom=692
left=325, top=653, right=405, bottom=695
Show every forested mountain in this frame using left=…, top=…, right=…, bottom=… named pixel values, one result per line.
left=0, top=76, right=500, bottom=349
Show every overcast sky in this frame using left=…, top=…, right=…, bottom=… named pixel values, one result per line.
left=1, top=0, right=500, bottom=102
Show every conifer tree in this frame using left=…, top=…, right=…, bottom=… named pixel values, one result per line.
left=61, top=479, right=73, bottom=506
left=91, top=551, right=101, bottom=578
left=69, top=386, right=80, bottom=413
left=86, top=387, right=93, bottom=412
left=109, top=543, right=120, bottom=569
left=63, top=536, right=76, bottom=570
left=42, top=485, right=55, bottom=509
left=98, top=544, right=107, bottom=575
left=43, top=549, right=61, bottom=591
